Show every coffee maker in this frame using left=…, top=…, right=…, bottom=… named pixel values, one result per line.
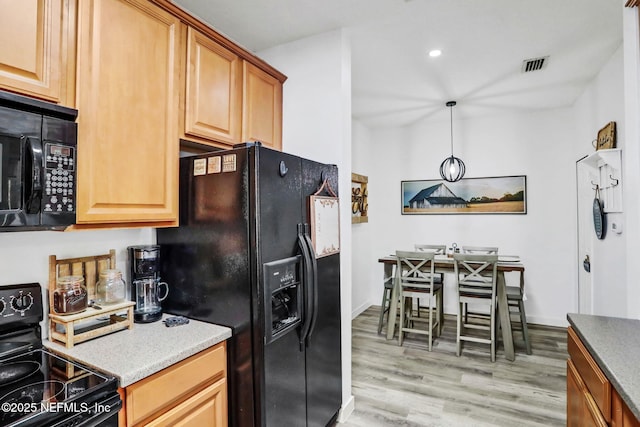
left=128, top=245, right=169, bottom=323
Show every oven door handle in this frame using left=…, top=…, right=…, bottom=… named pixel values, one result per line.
left=24, top=136, right=43, bottom=214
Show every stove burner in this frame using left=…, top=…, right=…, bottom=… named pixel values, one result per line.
left=0, top=361, right=41, bottom=387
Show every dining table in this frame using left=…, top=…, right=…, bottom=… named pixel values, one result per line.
left=378, top=254, right=525, bottom=361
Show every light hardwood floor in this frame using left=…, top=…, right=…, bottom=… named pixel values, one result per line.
left=341, top=306, right=567, bottom=427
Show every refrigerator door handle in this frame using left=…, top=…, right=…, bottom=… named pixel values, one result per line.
left=303, top=223, right=319, bottom=345
left=297, top=223, right=314, bottom=352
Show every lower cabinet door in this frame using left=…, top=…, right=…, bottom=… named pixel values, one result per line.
left=145, top=379, right=228, bottom=427
left=567, top=360, right=607, bottom=427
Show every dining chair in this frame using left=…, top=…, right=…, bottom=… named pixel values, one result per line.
left=462, top=246, right=532, bottom=354
left=414, top=244, right=446, bottom=328
left=396, top=250, right=442, bottom=350
left=453, top=252, right=499, bottom=362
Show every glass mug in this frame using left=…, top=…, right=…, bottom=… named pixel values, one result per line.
left=133, top=278, right=169, bottom=314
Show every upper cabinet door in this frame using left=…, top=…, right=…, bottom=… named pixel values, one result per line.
left=184, top=27, right=242, bottom=145
left=242, top=61, right=282, bottom=150
left=0, top=0, right=74, bottom=104
left=75, top=0, right=181, bottom=224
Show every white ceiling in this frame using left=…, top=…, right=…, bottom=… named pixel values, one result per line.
left=172, top=0, right=623, bottom=128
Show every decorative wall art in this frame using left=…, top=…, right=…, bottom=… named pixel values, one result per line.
left=351, top=173, right=368, bottom=224
left=401, top=175, right=527, bottom=215
left=594, top=121, right=616, bottom=150
left=309, top=177, right=340, bottom=258
left=310, top=195, right=340, bottom=257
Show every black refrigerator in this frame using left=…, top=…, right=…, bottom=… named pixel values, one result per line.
left=156, top=143, right=342, bottom=427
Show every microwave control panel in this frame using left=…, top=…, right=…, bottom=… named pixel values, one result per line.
left=44, top=142, right=76, bottom=214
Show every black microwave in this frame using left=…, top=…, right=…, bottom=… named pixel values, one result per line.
left=0, top=90, right=78, bottom=231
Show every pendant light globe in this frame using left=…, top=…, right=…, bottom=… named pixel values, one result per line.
left=440, top=155, right=466, bottom=182
left=439, top=101, right=466, bottom=182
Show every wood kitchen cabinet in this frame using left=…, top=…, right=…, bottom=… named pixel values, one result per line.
left=242, top=61, right=283, bottom=150
left=0, top=0, right=76, bottom=106
left=181, top=27, right=283, bottom=150
left=74, top=0, right=181, bottom=226
left=567, top=327, right=640, bottom=427
left=120, top=342, right=228, bottom=427
left=183, top=26, right=242, bottom=147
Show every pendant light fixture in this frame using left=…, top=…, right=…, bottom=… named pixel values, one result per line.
left=439, top=101, right=466, bottom=182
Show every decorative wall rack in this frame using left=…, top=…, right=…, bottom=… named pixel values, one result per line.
left=581, top=148, right=622, bottom=213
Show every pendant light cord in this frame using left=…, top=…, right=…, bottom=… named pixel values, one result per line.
left=449, top=105, right=454, bottom=156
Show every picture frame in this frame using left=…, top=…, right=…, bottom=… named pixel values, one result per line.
left=351, top=173, right=368, bottom=223
left=401, top=175, right=527, bottom=215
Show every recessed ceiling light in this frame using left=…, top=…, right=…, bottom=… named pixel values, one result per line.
left=428, top=49, right=442, bottom=58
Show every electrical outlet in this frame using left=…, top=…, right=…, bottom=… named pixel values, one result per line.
left=611, top=220, right=623, bottom=234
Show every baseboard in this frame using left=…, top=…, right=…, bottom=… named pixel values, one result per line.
left=337, top=394, right=355, bottom=423
left=526, top=315, right=569, bottom=328
left=351, top=301, right=370, bottom=319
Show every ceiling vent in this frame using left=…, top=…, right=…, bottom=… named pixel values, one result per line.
left=521, top=56, right=549, bottom=73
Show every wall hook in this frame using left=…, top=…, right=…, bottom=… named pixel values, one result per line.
left=609, top=175, right=619, bottom=187
left=591, top=180, right=598, bottom=190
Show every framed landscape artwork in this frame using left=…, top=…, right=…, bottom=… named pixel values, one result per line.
left=401, top=175, right=527, bottom=215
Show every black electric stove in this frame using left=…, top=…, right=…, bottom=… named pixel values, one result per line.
left=0, top=283, right=121, bottom=427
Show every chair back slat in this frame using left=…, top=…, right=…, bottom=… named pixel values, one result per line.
left=395, top=250, right=436, bottom=291
left=414, top=244, right=446, bottom=255
left=453, top=253, right=498, bottom=298
left=461, top=246, right=498, bottom=254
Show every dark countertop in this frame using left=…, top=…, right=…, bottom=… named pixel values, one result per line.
left=567, top=313, right=640, bottom=420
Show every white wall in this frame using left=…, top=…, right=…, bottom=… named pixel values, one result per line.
left=573, top=43, right=627, bottom=317
left=355, top=109, right=577, bottom=327
left=351, top=119, right=375, bottom=317
left=258, top=29, right=355, bottom=421
left=623, top=2, right=640, bottom=319
left=0, top=228, right=154, bottom=312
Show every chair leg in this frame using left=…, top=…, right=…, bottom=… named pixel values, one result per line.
left=427, top=298, right=433, bottom=351
left=438, top=289, right=444, bottom=336
left=377, top=287, right=390, bottom=334
left=490, top=302, right=496, bottom=363
left=398, top=295, right=405, bottom=346
left=435, top=291, right=442, bottom=337
left=456, top=301, right=463, bottom=356
left=518, top=299, right=532, bottom=355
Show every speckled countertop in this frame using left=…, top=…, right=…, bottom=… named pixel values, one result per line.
left=567, top=313, right=640, bottom=420
left=44, top=315, right=232, bottom=387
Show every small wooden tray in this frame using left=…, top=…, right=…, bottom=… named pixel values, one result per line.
left=49, top=301, right=135, bottom=348
left=48, top=249, right=134, bottom=348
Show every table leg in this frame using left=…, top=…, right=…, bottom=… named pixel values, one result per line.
left=386, top=264, right=399, bottom=340
left=497, top=271, right=515, bottom=361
